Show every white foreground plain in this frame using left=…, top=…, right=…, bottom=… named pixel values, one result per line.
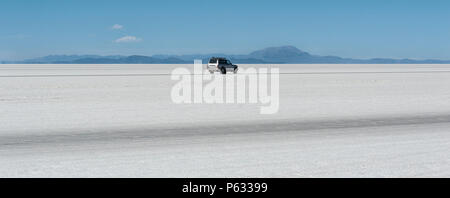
left=1, top=64, right=450, bottom=177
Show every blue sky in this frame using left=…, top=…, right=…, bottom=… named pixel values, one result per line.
left=1, top=0, right=450, bottom=60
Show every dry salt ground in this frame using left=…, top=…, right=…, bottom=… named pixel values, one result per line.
left=1, top=64, right=450, bottom=177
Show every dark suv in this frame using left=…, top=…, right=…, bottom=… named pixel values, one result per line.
left=207, top=57, right=238, bottom=74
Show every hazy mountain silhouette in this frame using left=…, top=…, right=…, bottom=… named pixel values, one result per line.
left=4, top=46, right=450, bottom=64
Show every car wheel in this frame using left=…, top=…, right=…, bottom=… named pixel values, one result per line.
left=220, top=67, right=226, bottom=74
left=233, top=67, right=238, bottom=74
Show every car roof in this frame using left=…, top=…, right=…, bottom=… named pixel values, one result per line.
left=210, top=57, right=227, bottom=60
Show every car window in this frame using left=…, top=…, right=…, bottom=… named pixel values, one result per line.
left=219, top=60, right=227, bottom=64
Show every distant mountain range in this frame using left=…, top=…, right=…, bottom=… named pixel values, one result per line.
left=2, top=46, right=450, bottom=64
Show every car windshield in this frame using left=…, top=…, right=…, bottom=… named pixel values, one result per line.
left=209, top=59, right=217, bottom=63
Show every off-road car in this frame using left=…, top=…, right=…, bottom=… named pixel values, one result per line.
left=207, top=57, right=238, bottom=74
